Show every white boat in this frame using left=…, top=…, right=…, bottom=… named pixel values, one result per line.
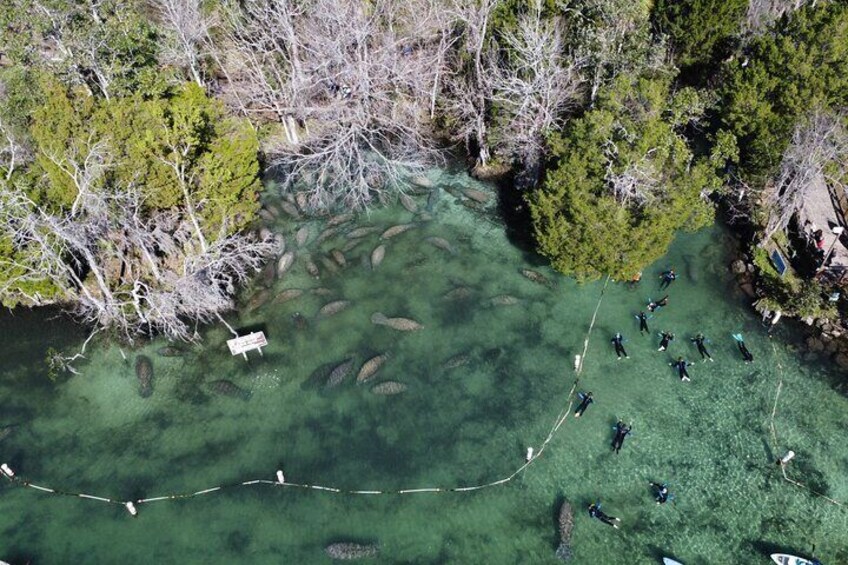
left=771, top=553, right=820, bottom=565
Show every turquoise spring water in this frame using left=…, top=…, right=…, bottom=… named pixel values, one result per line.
left=0, top=169, right=846, bottom=564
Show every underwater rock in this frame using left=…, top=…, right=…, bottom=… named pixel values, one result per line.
left=463, top=188, right=491, bottom=203
left=356, top=353, right=389, bottom=383
left=273, top=288, right=304, bottom=304
left=399, top=192, right=418, bottom=214
left=371, top=381, right=408, bottom=395
left=520, top=269, right=553, bottom=288
left=325, top=358, right=355, bottom=388
left=208, top=379, right=252, bottom=400
left=370, top=312, right=423, bottom=331
left=319, top=300, right=350, bottom=317
left=371, top=245, right=386, bottom=269
left=296, top=226, right=310, bottom=247
left=135, top=355, right=153, bottom=398
left=425, top=236, right=454, bottom=254
left=555, top=500, right=574, bottom=561
left=156, top=346, right=184, bottom=357
left=731, top=259, right=746, bottom=274
left=380, top=223, right=415, bottom=240
left=489, top=294, right=519, bottom=306
left=277, top=251, right=296, bottom=277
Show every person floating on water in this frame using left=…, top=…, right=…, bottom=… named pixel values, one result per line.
left=611, top=420, right=632, bottom=454
left=574, top=391, right=594, bottom=418
left=647, top=295, right=669, bottom=313
left=733, top=333, right=754, bottom=363
left=658, top=331, right=674, bottom=352
left=611, top=333, right=629, bottom=359
left=588, top=502, right=621, bottom=529
left=636, top=311, right=650, bottom=335
left=649, top=482, right=672, bottom=505
left=670, top=357, right=692, bottom=382
left=691, top=333, right=713, bottom=362
left=659, top=269, right=677, bottom=290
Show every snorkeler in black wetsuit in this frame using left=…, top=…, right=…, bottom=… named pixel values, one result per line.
left=670, top=357, right=692, bottom=382
left=574, top=391, right=594, bottom=418
left=733, top=334, right=754, bottom=363
left=691, top=333, right=713, bottom=362
left=650, top=482, right=671, bottom=504
left=636, top=311, right=650, bottom=335
left=611, top=420, right=632, bottom=454
left=647, top=295, right=669, bottom=313
left=588, top=502, right=621, bottom=528
left=659, top=269, right=677, bottom=290
left=658, top=331, right=674, bottom=352
left=611, top=333, right=629, bottom=359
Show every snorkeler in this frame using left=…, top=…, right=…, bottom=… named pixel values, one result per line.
left=636, top=311, right=650, bottom=335
left=691, top=333, right=713, bottom=362
left=658, top=331, right=674, bottom=352
left=670, top=357, right=692, bottom=382
left=588, top=502, right=621, bottom=528
left=611, top=420, right=632, bottom=454
left=574, top=391, right=594, bottom=418
left=647, top=295, right=669, bottom=313
left=659, top=269, right=677, bottom=290
left=649, top=482, right=672, bottom=505
left=733, top=333, right=754, bottom=363
left=611, top=333, right=629, bottom=359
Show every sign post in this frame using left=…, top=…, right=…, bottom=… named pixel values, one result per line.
left=227, top=331, right=268, bottom=360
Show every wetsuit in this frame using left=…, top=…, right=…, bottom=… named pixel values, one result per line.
left=637, top=312, right=650, bottom=334
left=659, top=270, right=676, bottom=290
left=733, top=334, right=754, bottom=363
left=588, top=503, right=620, bottom=527
left=671, top=358, right=691, bottom=381
left=611, top=333, right=628, bottom=359
left=611, top=421, right=632, bottom=454
left=650, top=482, right=670, bottom=504
left=691, top=335, right=712, bottom=361
left=648, top=296, right=669, bottom=313
left=658, top=332, right=674, bottom=351
left=574, top=392, right=594, bottom=418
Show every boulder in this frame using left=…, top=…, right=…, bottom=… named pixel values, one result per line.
left=739, top=282, right=756, bottom=298
left=731, top=259, right=746, bottom=274
left=806, top=336, right=825, bottom=352
left=835, top=353, right=848, bottom=370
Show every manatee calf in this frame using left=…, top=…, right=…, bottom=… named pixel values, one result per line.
left=295, top=192, right=308, bottom=212
left=258, top=209, right=275, bottom=223
left=370, top=312, right=423, bottom=331
left=356, top=353, right=389, bottom=384
left=371, top=381, right=408, bottom=395
left=208, top=379, right=252, bottom=400
left=319, top=300, right=350, bottom=317
left=380, top=223, right=415, bottom=240
left=325, top=358, right=355, bottom=388
left=426, top=189, right=441, bottom=212
left=311, top=287, right=334, bottom=297
left=304, top=256, right=320, bottom=278
left=320, top=255, right=339, bottom=275
left=555, top=500, right=574, bottom=561
left=370, top=245, right=386, bottom=270
left=135, top=355, right=153, bottom=398
left=259, top=261, right=276, bottom=288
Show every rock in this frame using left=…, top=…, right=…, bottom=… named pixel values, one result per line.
left=806, top=336, right=825, bottom=352
left=835, top=353, right=848, bottom=369
left=739, top=282, right=756, bottom=298
left=825, top=339, right=839, bottom=354
left=731, top=259, right=746, bottom=274
left=746, top=263, right=755, bottom=273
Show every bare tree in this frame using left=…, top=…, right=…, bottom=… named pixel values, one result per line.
left=762, top=109, right=848, bottom=242
left=745, top=0, right=826, bottom=33
left=149, top=0, right=215, bottom=86
left=212, top=0, right=449, bottom=209
left=0, top=114, right=31, bottom=180
left=488, top=2, right=584, bottom=165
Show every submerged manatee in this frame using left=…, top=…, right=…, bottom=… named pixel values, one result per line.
left=208, top=379, right=252, bottom=400
left=399, top=193, right=418, bottom=213
left=296, top=226, right=309, bottom=247
left=319, top=300, right=350, bottom=317
left=371, top=381, right=408, bottom=395
left=135, top=355, right=153, bottom=398
left=331, top=249, right=347, bottom=267
left=443, top=286, right=472, bottom=301
left=520, top=268, right=554, bottom=288
left=425, top=236, right=455, bottom=254
left=277, top=251, right=296, bottom=277
left=356, top=353, right=389, bottom=384
left=327, top=212, right=354, bottom=227
left=380, top=223, right=415, bottom=240
left=370, top=245, right=386, bottom=269
left=463, top=188, right=491, bottom=203
left=325, top=358, right=355, bottom=388
left=370, top=312, right=423, bottom=331
left=273, top=288, right=304, bottom=304
left=443, top=352, right=471, bottom=370
left=489, top=294, right=519, bottom=306
left=555, top=500, right=574, bottom=561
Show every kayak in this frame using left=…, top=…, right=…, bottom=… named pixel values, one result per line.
left=663, top=559, right=684, bottom=565
left=771, top=554, right=820, bottom=565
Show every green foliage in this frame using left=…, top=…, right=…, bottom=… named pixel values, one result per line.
left=653, top=0, right=746, bottom=69
left=719, top=3, right=848, bottom=180
left=752, top=247, right=836, bottom=319
left=528, top=74, right=716, bottom=281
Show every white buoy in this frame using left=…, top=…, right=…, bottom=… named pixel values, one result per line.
left=525, top=447, right=534, bottom=462
left=276, top=470, right=285, bottom=484
left=778, top=450, right=795, bottom=466
left=573, top=355, right=581, bottom=372
left=771, top=311, right=782, bottom=325
left=0, top=463, right=14, bottom=478
left=125, top=501, right=138, bottom=516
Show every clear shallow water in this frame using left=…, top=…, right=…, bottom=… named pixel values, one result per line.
left=0, top=170, right=846, bottom=564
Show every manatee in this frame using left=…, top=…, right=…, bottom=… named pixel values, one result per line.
left=410, top=175, right=433, bottom=188
left=304, top=362, right=335, bottom=388
left=399, top=193, right=418, bottom=213
left=380, top=223, right=415, bottom=240
left=135, top=355, right=153, bottom=398
left=280, top=201, right=301, bottom=220
left=325, top=358, right=355, bottom=388
left=156, top=346, right=184, bottom=357
left=259, top=227, right=273, bottom=241
left=443, top=184, right=463, bottom=198
left=247, top=289, right=271, bottom=311
left=489, top=294, right=519, bottom=306
left=331, top=249, right=347, bottom=267
left=292, top=312, right=309, bottom=331
left=463, top=188, right=491, bottom=203
left=371, top=245, right=386, bottom=269
left=426, top=189, right=441, bottom=212
left=259, top=261, right=276, bottom=288
left=683, top=254, right=699, bottom=283
left=0, top=425, right=16, bottom=442
left=273, top=288, right=304, bottom=304
left=356, top=353, right=389, bottom=383
left=295, top=192, right=308, bottom=212
left=443, top=352, right=471, bottom=370
left=555, top=500, right=574, bottom=561
left=461, top=199, right=484, bottom=211
left=208, top=379, right=251, bottom=400
left=346, top=226, right=379, bottom=239
left=371, top=381, right=408, bottom=395
left=443, top=286, right=472, bottom=301
left=258, top=209, right=275, bottom=223
left=425, top=236, right=454, bottom=254
left=319, top=300, right=350, bottom=317
left=277, top=251, right=296, bottom=277
left=521, top=268, right=554, bottom=288
left=265, top=204, right=281, bottom=218
left=325, top=542, right=380, bottom=560
left=327, top=212, right=354, bottom=227
left=371, top=312, right=423, bottom=331
left=342, top=238, right=365, bottom=253
left=304, top=256, right=320, bottom=278
left=320, top=255, right=339, bottom=274
left=312, top=287, right=334, bottom=296
left=296, top=226, right=310, bottom=247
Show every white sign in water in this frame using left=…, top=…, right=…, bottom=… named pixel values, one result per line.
left=227, top=331, right=268, bottom=359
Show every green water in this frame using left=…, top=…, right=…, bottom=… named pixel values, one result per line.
left=1, top=170, right=846, bottom=564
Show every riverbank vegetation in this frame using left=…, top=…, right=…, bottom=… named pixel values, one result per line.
left=1, top=0, right=846, bottom=339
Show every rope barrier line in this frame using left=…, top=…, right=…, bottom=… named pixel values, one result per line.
left=767, top=343, right=845, bottom=509
left=1, top=276, right=612, bottom=515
